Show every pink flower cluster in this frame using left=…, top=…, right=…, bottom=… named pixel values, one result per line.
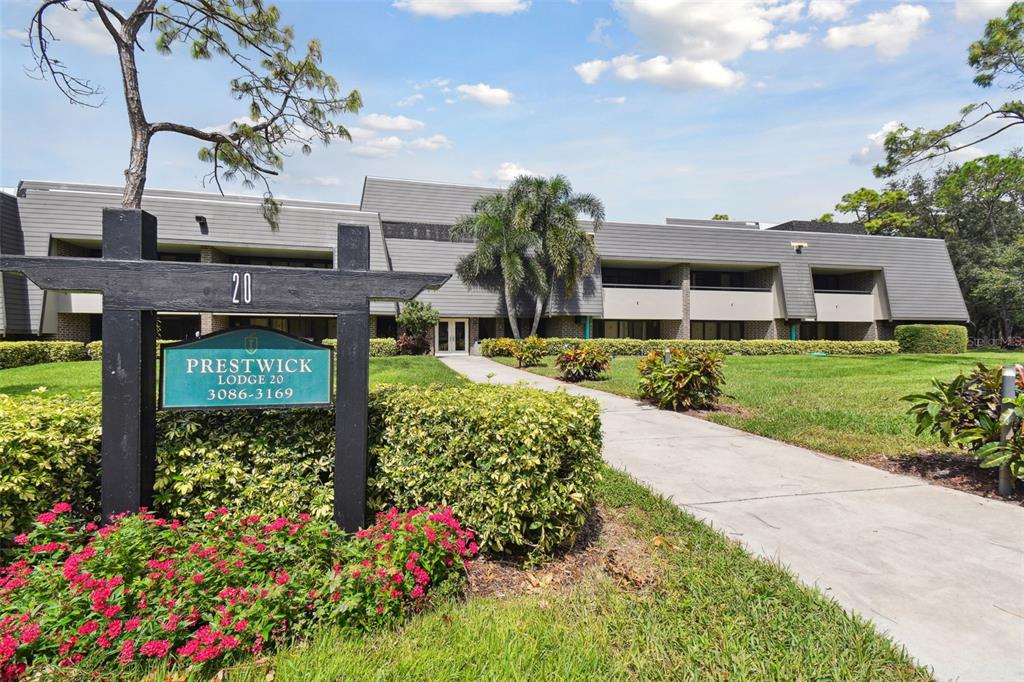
left=1, top=502, right=476, bottom=679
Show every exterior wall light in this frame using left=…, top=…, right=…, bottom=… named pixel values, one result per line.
left=791, top=241, right=807, bottom=254
left=195, top=215, right=209, bottom=235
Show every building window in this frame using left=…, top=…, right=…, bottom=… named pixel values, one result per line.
left=602, top=267, right=663, bottom=286
left=229, top=316, right=331, bottom=342
left=691, top=321, right=743, bottom=340
left=375, top=316, right=398, bottom=339
left=228, top=255, right=332, bottom=269
left=596, top=320, right=660, bottom=339
left=691, top=270, right=752, bottom=289
left=800, top=321, right=841, bottom=340
left=478, top=317, right=497, bottom=340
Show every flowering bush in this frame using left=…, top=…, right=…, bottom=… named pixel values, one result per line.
left=513, top=336, right=546, bottom=368
left=637, top=348, right=726, bottom=411
left=480, top=337, right=518, bottom=357
left=555, top=343, right=610, bottom=382
left=0, top=503, right=475, bottom=679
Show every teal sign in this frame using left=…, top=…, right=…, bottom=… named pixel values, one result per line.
left=160, top=328, right=332, bottom=410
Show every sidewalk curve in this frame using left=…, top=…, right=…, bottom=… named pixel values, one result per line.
left=440, top=355, right=1024, bottom=682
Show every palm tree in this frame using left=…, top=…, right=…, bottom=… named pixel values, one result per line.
left=451, top=193, right=542, bottom=340
left=506, top=175, right=605, bottom=336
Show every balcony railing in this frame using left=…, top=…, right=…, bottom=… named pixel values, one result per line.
left=689, top=288, right=775, bottom=321
left=602, top=282, right=679, bottom=289
left=814, top=292, right=875, bottom=322
left=602, top=285, right=682, bottom=319
left=690, top=285, right=771, bottom=292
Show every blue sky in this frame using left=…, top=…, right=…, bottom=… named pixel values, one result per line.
left=1, top=0, right=1020, bottom=224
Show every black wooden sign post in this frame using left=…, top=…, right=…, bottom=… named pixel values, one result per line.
left=0, top=208, right=449, bottom=531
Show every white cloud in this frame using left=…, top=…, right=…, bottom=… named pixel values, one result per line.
left=396, top=93, right=424, bottom=107
left=772, top=31, right=810, bottom=50
left=43, top=1, right=116, bottom=55
left=578, top=54, right=745, bottom=89
left=849, top=120, right=900, bottom=166
left=588, top=18, right=614, bottom=47
left=954, top=0, right=1013, bottom=22
left=575, top=59, right=610, bottom=85
left=408, top=134, right=452, bottom=151
left=595, top=96, right=627, bottom=104
left=351, top=133, right=451, bottom=157
left=454, top=83, right=513, bottom=107
left=808, top=0, right=858, bottom=21
left=393, top=0, right=529, bottom=18
left=577, top=1, right=810, bottom=90
left=824, top=4, right=930, bottom=58
left=351, top=136, right=406, bottom=158
left=493, top=162, right=537, bottom=182
left=360, top=113, right=425, bottom=131
left=414, top=77, right=450, bottom=91
left=2, top=26, right=28, bottom=41
left=294, top=176, right=344, bottom=187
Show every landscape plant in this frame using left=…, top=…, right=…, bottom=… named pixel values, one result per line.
left=555, top=342, right=610, bottom=382
left=637, top=348, right=726, bottom=411
left=895, top=325, right=969, bottom=354
left=513, top=336, right=547, bottom=368
left=395, top=300, right=439, bottom=355
left=0, top=502, right=475, bottom=679
left=0, top=342, right=88, bottom=370
left=903, top=363, right=1024, bottom=483
left=482, top=337, right=899, bottom=357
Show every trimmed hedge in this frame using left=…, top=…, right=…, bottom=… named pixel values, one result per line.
left=481, top=337, right=899, bottom=357
left=895, top=324, right=968, bottom=354
left=322, top=337, right=399, bottom=357
left=0, top=341, right=89, bottom=370
left=0, top=385, right=603, bottom=558
left=368, top=384, right=602, bottom=557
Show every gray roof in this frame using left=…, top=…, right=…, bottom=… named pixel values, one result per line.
left=596, top=221, right=968, bottom=321
left=768, top=220, right=867, bottom=235
left=361, top=176, right=494, bottom=224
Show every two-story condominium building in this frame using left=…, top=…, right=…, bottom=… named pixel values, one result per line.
left=0, top=177, right=969, bottom=352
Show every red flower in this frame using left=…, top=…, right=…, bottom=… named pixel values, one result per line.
left=35, top=512, right=57, bottom=526
left=12, top=535, right=27, bottom=546
left=233, top=619, right=248, bottom=632
left=119, top=639, right=135, bottom=665
left=52, top=502, right=72, bottom=514
left=77, top=621, right=98, bottom=635
left=190, top=573, right=205, bottom=585
left=139, top=640, right=171, bottom=658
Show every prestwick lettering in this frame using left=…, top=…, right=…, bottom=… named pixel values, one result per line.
left=184, top=358, right=313, bottom=374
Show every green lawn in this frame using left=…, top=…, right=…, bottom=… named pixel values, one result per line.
left=0, top=356, right=465, bottom=399
left=141, top=467, right=927, bottom=681
left=495, top=351, right=1024, bottom=459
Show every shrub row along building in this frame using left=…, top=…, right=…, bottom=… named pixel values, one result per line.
left=0, top=177, right=969, bottom=354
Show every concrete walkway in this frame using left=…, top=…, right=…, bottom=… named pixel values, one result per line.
left=440, top=355, right=1024, bottom=682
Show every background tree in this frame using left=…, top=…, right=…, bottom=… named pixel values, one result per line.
left=451, top=193, right=542, bottom=340
left=833, top=188, right=918, bottom=235
left=506, top=175, right=604, bottom=336
left=395, top=300, right=439, bottom=355
left=711, top=213, right=730, bottom=220
left=28, top=0, right=361, bottom=225
left=833, top=151, right=1024, bottom=339
left=875, top=2, right=1023, bottom=176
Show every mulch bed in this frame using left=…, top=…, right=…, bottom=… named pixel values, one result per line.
left=870, top=451, right=1024, bottom=506
left=466, top=506, right=661, bottom=598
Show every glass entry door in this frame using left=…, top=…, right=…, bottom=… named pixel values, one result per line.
left=434, top=318, right=469, bottom=355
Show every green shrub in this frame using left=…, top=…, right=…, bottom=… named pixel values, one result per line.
left=0, top=393, right=102, bottom=535
left=637, top=348, right=726, bottom=411
left=321, top=338, right=398, bottom=357
left=894, top=324, right=968, bottom=354
left=1, top=386, right=603, bottom=559
left=555, top=342, right=610, bottom=382
left=480, top=337, right=518, bottom=357
left=481, top=337, right=899, bottom=357
left=396, top=301, right=439, bottom=355
left=903, top=364, right=1024, bottom=483
left=368, top=384, right=602, bottom=558
left=0, top=341, right=88, bottom=369
left=513, top=335, right=547, bottom=368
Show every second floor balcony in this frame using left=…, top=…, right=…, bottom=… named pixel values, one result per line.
left=602, top=283, right=681, bottom=320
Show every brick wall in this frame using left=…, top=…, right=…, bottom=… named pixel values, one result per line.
left=546, top=315, right=585, bottom=338
left=744, top=320, right=777, bottom=339
left=199, top=247, right=226, bottom=335
left=56, top=313, right=91, bottom=342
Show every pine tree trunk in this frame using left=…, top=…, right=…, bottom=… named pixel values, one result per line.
left=116, top=40, right=150, bottom=208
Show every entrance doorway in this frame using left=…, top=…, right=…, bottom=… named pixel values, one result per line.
left=434, top=318, right=469, bottom=355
